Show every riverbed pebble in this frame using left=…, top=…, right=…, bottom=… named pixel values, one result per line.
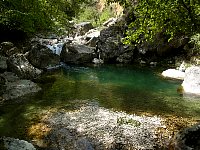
left=31, top=101, right=167, bottom=149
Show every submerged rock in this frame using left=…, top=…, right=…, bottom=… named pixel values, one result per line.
left=27, top=43, right=60, bottom=69
left=7, top=54, right=42, bottom=79
left=182, top=66, right=200, bottom=95
left=3, top=137, right=36, bottom=150
left=2, top=79, right=41, bottom=100
left=162, top=69, right=185, bottom=80
left=60, top=43, right=96, bottom=64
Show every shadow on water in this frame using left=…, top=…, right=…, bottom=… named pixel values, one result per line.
left=1, top=64, right=200, bottom=147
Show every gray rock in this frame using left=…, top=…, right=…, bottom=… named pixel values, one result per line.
left=2, top=79, right=41, bottom=100
left=27, top=43, right=60, bottom=69
left=74, top=22, right=94, bottom=36
left=175, top=123, right=200, bottom=150
left=0, top=42, right=14, bottom=56
left=97, top=24, right=128, bottom=63
left=3, top=137, right=36, bottom=150
left=7, top=54, right=42, bottom=79
left=182, top=66, right=200, bottom=95
left=60, top=43, right=96, bottom=64
left=0, top=55, right=7, bottom=71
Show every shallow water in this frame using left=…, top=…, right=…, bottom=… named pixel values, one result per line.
left=1, top=64, right=200, bottom=140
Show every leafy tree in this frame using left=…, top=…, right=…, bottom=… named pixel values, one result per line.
left=0, top=0, right=92, bottom=35
left=108, top=0, right=200, bottom=44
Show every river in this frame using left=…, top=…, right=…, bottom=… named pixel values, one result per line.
left=0, top=64, right=200, bottom=146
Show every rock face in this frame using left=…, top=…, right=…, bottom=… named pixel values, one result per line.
left=2, top=79, right=41, bottom=100
left=7, top=54, right=42, bottom=79
left=60, top=43, right=96, bottom=64
left=3, top=137, right=36, bottom=150
left=162, top=69, right=185, bottom=80
left=182, top=66, right=200, bottom=95
left=27, top=43, right=60, bottom=69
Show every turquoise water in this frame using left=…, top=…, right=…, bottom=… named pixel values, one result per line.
left=1, top=64, right=200, bottom=139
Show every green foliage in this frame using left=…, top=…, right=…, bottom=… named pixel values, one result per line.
left=0, top=0, right=92, bottom=35
left=190, top=34, right=200, bottom=53
left=76, top=3, right=115, bottom=27
left=117, top=117, right=141, bottom=127
left=99, top=6, right=115, bottom=25
left=111, top=0, right=200, bottom=45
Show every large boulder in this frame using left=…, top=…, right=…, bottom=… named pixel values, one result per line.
left=2, top=79, right=41, bottom=100
left=162, top=69, right=185, bottom=80
left=60, top=43, right=96, bottom=64
left=97, top=21, right=134, bottom=63
left=27, top=43, right=60, bottom=69
left=7, top=54, right=42, bottom=79
left=182, top=66, right=200, bottom=95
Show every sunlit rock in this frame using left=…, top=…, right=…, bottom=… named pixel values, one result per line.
left=182, top=66, right=200, bottom=95
left=162, top=69, right=185, bottom=80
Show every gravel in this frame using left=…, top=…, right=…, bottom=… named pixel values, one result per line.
left=34, top=100, right=166, bottom=150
